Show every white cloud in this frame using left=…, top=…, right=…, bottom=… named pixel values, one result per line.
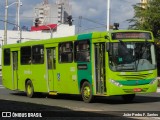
left=71, top=0, right=106, bottom=18
left=88, top=8, right=98, bottom=15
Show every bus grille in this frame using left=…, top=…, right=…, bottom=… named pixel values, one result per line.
left=121, top=74, right=150, bottom=80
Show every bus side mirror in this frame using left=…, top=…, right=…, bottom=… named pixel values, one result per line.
left=106, top=42, right=110, bottom=52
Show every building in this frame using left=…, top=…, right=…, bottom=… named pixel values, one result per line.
left=34, top=0, right=71, bottom=25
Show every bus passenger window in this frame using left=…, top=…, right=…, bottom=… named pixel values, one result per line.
left=21, top=46, right=31, bottom=65
left=75, top=40, right=90, bottom=62
left=32, top=45, right=44, bottom=64
left=4, top=48, right=10, bottom=66
left=59, top=42, right=73, bottom=63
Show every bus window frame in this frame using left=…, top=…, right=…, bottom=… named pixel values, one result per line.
left=3, top=48, right=11, bottom=66
left=74, top=40, right=90, bottom=62
left=58, top=41, right=73, bottom=63
left=20, top=46, right=31, bottom=65
left=32, top=45, right=44, bottom=64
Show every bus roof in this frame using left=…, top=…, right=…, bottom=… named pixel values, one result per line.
left=2, top=30, right=153, bottom=48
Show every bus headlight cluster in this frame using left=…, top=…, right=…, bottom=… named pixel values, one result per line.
left=110, top=79, right=123, bottom=87
left=150, top=78, right=157, bottom=84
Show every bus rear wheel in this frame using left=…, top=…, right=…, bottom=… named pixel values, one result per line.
left=122, top=94, right=135, bottom=103
left=81, top=81, right=93, bottom=103
left=26, top=80, right=34, bottom=98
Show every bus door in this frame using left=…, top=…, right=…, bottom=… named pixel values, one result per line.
left=94, top=43, right=106, bottom=94
left=46, top=48, right=56, bottom=91
left=12, top=51, right=18, bottom=90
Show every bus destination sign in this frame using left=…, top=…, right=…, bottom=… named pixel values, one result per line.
left=112, top=32, right=151, bottom=40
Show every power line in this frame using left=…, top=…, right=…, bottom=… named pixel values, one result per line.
left=118, top=0, right=136, bottom=4
left=81, top=26, right=106, bottom=31
left=76, top=16, right=107, bottom=33
left=82, top=17, right=106, bottom=26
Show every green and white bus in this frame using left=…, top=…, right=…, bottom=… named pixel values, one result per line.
left=2, top=30, right=158, bottom=103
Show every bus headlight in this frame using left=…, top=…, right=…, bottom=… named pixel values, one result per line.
left=150, top=78, right=157, bottom=84
left=110, top=79, right=123, bottom=87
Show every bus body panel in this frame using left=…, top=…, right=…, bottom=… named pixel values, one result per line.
left=56, top=62, right=79, bottom=94
left=31, top=64, right=48, bottom=92
left=2, top=66, right=12, bottom=90
left=18, top=65, right=32, bottom=91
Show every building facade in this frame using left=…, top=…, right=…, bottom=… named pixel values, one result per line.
left=34, top=0, right=71, bottom=25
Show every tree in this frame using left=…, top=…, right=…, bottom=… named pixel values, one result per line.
left=128, top=0, right=160, bottom=39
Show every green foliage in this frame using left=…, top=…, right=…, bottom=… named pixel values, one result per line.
left=128, top=0, right=160, bottom=39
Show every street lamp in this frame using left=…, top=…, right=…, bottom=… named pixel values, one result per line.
left=34, top=19, right=53, bottom=39
left=34, top=18, right=63, bottom=39
left=4, top=0, right=22, bottom=45
left=42, top=24, right=63, bottom=38
left=44, top=25, right=53, bottom=38
left=43, top=24, right=62, bottom=38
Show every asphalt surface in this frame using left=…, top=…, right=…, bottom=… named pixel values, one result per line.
left=0, top=96, right=136, bottom=120
left=0, top=76, right=160, bottom=120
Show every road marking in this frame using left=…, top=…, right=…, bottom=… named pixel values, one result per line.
left=152, top=117, right=160, bottom=120
left=130, top=117, right=160, bottom=120
left=0, top=85, right=4, bottom=89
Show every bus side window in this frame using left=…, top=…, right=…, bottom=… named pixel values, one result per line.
left=32, top=45, right=44, bottom=64
left=21, top=46, right=31, bottom=65
left=3, top=48, right=11, bottom=66
left=59, top=42, right=73, bottom=63
left=75, top=40, right=90, bottom=62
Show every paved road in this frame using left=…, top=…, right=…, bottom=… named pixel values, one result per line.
left=0, top=77, right=160, bottom=120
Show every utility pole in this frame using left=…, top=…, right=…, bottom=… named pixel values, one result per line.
left=107, top=0, right=110, bottom=31
left=17, top=0, right=20, bottom=31
left=4, top=0, right=8, bottom=45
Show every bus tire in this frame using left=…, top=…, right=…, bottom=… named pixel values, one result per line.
left=81, top=81, right=93, bottom=103
left=122, top=94, right=135, bottom=103
left=26, top=80, right=34, bottom=98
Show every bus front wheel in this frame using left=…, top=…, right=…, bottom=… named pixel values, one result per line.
left=81, top=81, right=93, bottom=103
left=122, top=94, right=135, bottom=103
left=26, top=80, right=34, bottom=98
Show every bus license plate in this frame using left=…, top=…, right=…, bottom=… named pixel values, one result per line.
left=134, top=88, right=142, bottom=92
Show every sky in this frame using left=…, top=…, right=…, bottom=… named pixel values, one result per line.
left=0, top=0, right=140, bottom=33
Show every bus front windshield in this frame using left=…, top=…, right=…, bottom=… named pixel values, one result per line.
left=109, top=42, right=156, bottom=72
